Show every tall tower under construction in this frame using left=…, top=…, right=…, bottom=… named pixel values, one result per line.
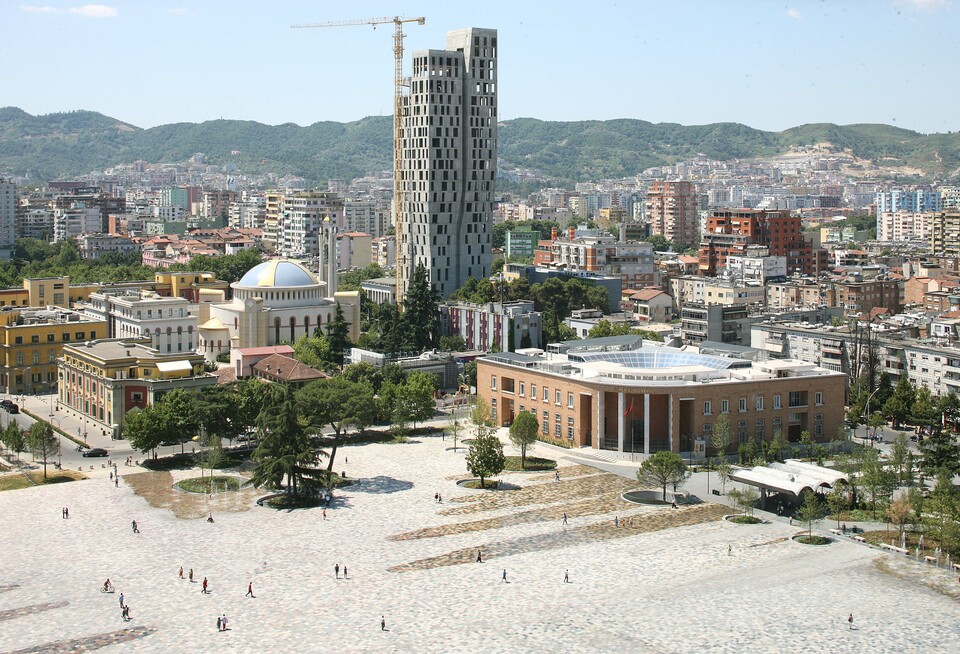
left=397, top=27, right=498, bottom=299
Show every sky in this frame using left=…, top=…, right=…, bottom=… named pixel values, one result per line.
left=1, top=0, right=958, bottom=134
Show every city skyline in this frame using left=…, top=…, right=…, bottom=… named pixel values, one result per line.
left=2, top=0, right=958, bottom=134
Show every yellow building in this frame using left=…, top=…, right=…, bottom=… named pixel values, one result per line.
left=153, top=271, right=229, bottom=302
left=58, top=338, right=215, bottom=439
left=0, top=307, right=107, bottom=394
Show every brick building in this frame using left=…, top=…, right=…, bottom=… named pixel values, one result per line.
left=699, top=209, right=813, bottom=277
left=645, top=181, right=699, bottom=247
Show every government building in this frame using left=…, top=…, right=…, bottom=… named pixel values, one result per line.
left=476, top=336, right=846, bottom=457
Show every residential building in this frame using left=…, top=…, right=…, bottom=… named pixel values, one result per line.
left=280, top=192, right=343, bottom=259
left=338, top=232, right=372, bottom=270
left=53, top=206, right=101, bottom=242
left=931, top=212, right=960, bottom=257
left=834, top=275, right=901, bottom=317
left=57, top=338, right=214, bottom=439
left=230, top=345, right=296, bottom=379
left=725, top=247, right=788, bottom=284
left=0, top=178, right=16, bottom=258
left=343, top=199, right=390, bottom=238
left=645, top=181, right=699, bottom=247
left=876, top=211, right=933, bottom=242
left=506, top=229, right=537, bottom=259
left=876, top=189, right=941, bottom=214
left=77, top=234, right=141, bottom=260
left=624, top=289, right=673, bottom=323
left=251, top=353, right=327, bottom=387
left=397, top=27, right=498, bottom=299
left=543, top=230, right=658, bottom=289
left=477, top=336, right=845, bottom=454
left=680, top=304, right=750, bottom=345
left=699, top=209, right=813, bottom=276
left=0, top=307, right=107, bottom=394
left=439, top=300, right=541, bottom=352
left=359, top=277, right=397, bottom=306
left=202, top=190, right=238, bottom=220
left=373, top=236, right=396, bottom=267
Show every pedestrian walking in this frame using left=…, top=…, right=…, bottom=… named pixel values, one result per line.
left=848, top=613, right=854, bottom=630
left=343, top=565, right=348, bottom=578
left=118, top=592, right=124, bottom=608
left=501, top=569, right=507, bottom=583
left=179, top=566, right=184, bottom=580
left=335, top=563, right=340, bottom=579
left=109, top=471, right=113, bottom=481
left=564, top=569, right=569, bottom=583
left=614, top=516, right=619, bottom=527
left=246, top=582, right=255, bottom=598
left=65, top=507, right=69, bottom=518
left=434, top=492, right=439, bottom=502
left=322, top=508, right=327, bottom=520
left=189, top=568, right=194, bottom=583
left=221, top=614, right=228, bottom=631
left=115, top=476, right=119, bottom=488
left=61, top=507, right=66, bottom=519
left=217, top=616, right=222, bottom=632
left=562, top=513, right=568, bottom=526
left=438, top=493, right=442, bottom=503
left=202, top=577, right=209, bottom=594
left=380, top=615, right=386, bottom=631
left=121, top=604, right=130, bottom=621
left=131, top=520, right=139, bottom=534
left=555, top=470, right=560, bottom=482
left=728, top=544, right=732, bottom=556
left=476, top=550, right=483, bottom=563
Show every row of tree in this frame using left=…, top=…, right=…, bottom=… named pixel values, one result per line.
left=0, top=421, right=59, bottom=479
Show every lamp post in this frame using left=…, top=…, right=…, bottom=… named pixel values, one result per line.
left=861, top=386, right=883, bottom=447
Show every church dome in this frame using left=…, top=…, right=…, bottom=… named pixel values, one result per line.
left=236, top=259, right=319, bottom=288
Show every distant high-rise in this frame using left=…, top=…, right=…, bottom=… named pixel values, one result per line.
left=645, top=181, right=698, bottom=247
left=397, top=27, right=498, bottom=299
left=0, top=178, right=15, bottom=259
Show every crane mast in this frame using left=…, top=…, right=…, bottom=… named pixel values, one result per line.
left=292, top=16, right=426, bottom=303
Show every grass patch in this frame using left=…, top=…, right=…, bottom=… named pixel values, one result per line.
left=503, top=456, right=557, bottom=471
left=795, top=535, right=832, bottom=545
left=728, top=515, right=763, bottom=524
left=0, top=469, right=86, bottom=492
left=536, top=435, right=572, bottom=449
left=829, top=509, right=888, bottom=523
left=177, top=475, right=243, bottom=493
left=460, top=479, right=501, bottom=490
left=141, top=453, right=196, bottom=471
left=263, top=495, right=323, bottom=510
left=198, top=452, right=248, bottom=470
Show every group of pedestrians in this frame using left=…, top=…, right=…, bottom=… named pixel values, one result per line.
left=335, top=563, right=349, bottom=579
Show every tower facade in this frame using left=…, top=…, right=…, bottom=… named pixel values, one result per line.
left=397, top=27, right=498, bottom=299
left=645, top=181, right=698, bottom=248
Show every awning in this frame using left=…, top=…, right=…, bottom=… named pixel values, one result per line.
left=156, top=360, right=193, bottom=374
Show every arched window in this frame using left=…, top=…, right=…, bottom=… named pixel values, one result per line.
left=304, top=315, right=310, bottom=335
left=317, top=314, right=323, bottom=327
left=274, top=317, right=281, bottom=343
left=289, top=316, right=296, bottom=341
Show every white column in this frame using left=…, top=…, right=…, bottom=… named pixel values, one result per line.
left=644, top=393, right=651, bottom=455
left=617, top=392, right=626, bottom=453
left=668, top=395, right=674, bottom=452
left=597, top=390, right=605, bottom=449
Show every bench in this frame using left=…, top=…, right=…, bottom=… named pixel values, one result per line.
left=925, top=555, right=938, bottom=564
left=879, top=543, right=909, bottom=555
left=852, top=535, right=866, bottom=542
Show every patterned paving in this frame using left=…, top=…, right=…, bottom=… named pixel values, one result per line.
left=3, top=627, right=156, bottom=653
left=0, top=601, right=68, bottom=622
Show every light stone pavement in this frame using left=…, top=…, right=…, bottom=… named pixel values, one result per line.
left=1, top=432, right=959, bottom=653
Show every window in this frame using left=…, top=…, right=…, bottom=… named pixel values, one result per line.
left=555, top=390, right=561, bottom=405
left=47, top=334, right=54, bottom=342
left=567, top=393, right=574, bottom=409
left=31, top=335, right=39, bottom=343
left=519, top=404, right=525, bottom=413
left=815, top=392, right=823, bottom=406
left=739, top=430, right=748, bottom=444
left=755, top=419, right=765, bottom=429
left=519, top=382, right=525, bottom=397
left=542, top=411, right=549, bottom=434
left=755, top=396, right=764, bottom=411
left=542, top=387, right=548, bottom=401
left=773, top=394, right=782, bottom=409
left=721, top=399, right=729, bottom=414
left=815, top=413, right=823, bottom=423
left=14, top=336, right=22, bottom=344
left=703, top=401, right=712, bottom=415
left=491, top=398, right=497, bottom=422
left=490, top=375, right=497, bottom=390
left=531, top=384, right=537, bottom=399
left=739, top=398, right=747, bottom=412
left=814, top=424, right=823, bottom=438
left=789, top=391, right=806, bottom=407
left=555, top=413, right=561, bottom=436
left=703, top=423, right=712, bottom=434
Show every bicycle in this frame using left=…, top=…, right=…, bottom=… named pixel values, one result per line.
left=100, top=582, right=115, bottom=593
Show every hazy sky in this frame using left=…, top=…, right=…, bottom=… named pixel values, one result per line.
left=2, top=0, right=958, bottom=133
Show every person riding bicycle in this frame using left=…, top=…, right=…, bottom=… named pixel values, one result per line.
left=102, top=579, right=112, bottom=592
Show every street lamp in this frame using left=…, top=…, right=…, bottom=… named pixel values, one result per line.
left=861, top=386, right=883, bottom=447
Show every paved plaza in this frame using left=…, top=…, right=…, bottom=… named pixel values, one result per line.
left=1, top=431, right=959, bottom=653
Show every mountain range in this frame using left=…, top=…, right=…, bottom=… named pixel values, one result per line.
left=1, top=106, right=959, bottom=185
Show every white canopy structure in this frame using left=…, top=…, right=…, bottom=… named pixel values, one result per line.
left=729, top=459, right=848, bottom=498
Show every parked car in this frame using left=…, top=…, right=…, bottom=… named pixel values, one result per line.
left=5, top=402, right=19, bottom=414
left=82, top=448, right=109, bottom=458
left=0, top=399, right=15, bottom=412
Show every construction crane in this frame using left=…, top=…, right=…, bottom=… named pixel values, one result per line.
left=291, top=16, right=426, bottom=303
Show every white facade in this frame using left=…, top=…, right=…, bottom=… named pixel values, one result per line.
left=344, top=200, right=389, bottom=238
left=78, top=234, right=141, bottom=259
left=155, top=205, right=185, bottom=221
left=374, top=236, right=396, bottom=267
left=20, top=208, right=54, bottom=241
left=726, top=254, right=788, bottom=283
left=53, top=207, right=100, bottom=242
left=280, top=192, right=343, bottom=258
left=876, top=211, right=932, bottom=242
left=229, top=199, right=266, bottom=230
left=79, top=291, right=198, bottom=354
left=398, top=27, right=498, bottom=299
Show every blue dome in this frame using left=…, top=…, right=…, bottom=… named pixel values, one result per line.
left=236, top=260, right=319, bottom=288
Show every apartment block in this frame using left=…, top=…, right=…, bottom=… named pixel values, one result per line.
left=645, top=181, right=699, bottom=247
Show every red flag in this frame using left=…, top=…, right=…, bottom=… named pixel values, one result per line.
left=623, top=398, right=634, bottom=417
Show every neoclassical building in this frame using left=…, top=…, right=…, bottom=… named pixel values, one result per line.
left=197, top=259, right=360, bottom=362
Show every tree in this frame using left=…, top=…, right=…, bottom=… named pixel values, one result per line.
left=797, top=491, right=824, bottom=539
left=234, top=378, right=268, bottom=437
left=716, top=460, right=733, bottom=493
left=509, top=411, right=539, bottom=469
left=403, top=372, right=438, bottom=428
left=826, top=485, right=848, bottom=529
left=124, top=405, right=167, bottom=455
left=2, top=422, right=26, bottom=461
left=341, top=361, right=384, bottom=393
left=728, top=486, right=759, bottom=516
left=767, top=430, right=786, bottom=463
left=298, top=377, right=375, bottom=476
left=890, top=433, right=910, bottom=484
left=252, top=384, right=320, bottom=498
left=155, top=389, right=199, bottom=453
left=711, top=413, right=731, bottom=460
left=926, top=469, right=958, bottom=553
left=439, top=335, right=467, bottom=352
left=636, top=451, right=689, bottom=501
left=292, top=333, right=334, bottom=370
left=860, top=448, right=896, bottom=519
left=465, top=432, right=505, bottom=489
left=799, top=430, right=814, bottom=461
left=325, top=302, right=352, bottom=367
left=471, top=397, right=495, bottom=440
left=883, top=376, right=915, bottom=429
left=919, top=426, right=960, bottom=478
left=27, top=422, right=58, bottom=479
left=911, top=386, right=938, bottom=425
left=402, top=263, right=441, bottom=351
left=193, top=384, right=243, bottom=446
left=886, top=495, right=913, bottom=543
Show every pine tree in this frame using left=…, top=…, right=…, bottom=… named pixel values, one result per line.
left=325, top=302, right=351, bottom=367
left=402, top=263, right=441, bottom=351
